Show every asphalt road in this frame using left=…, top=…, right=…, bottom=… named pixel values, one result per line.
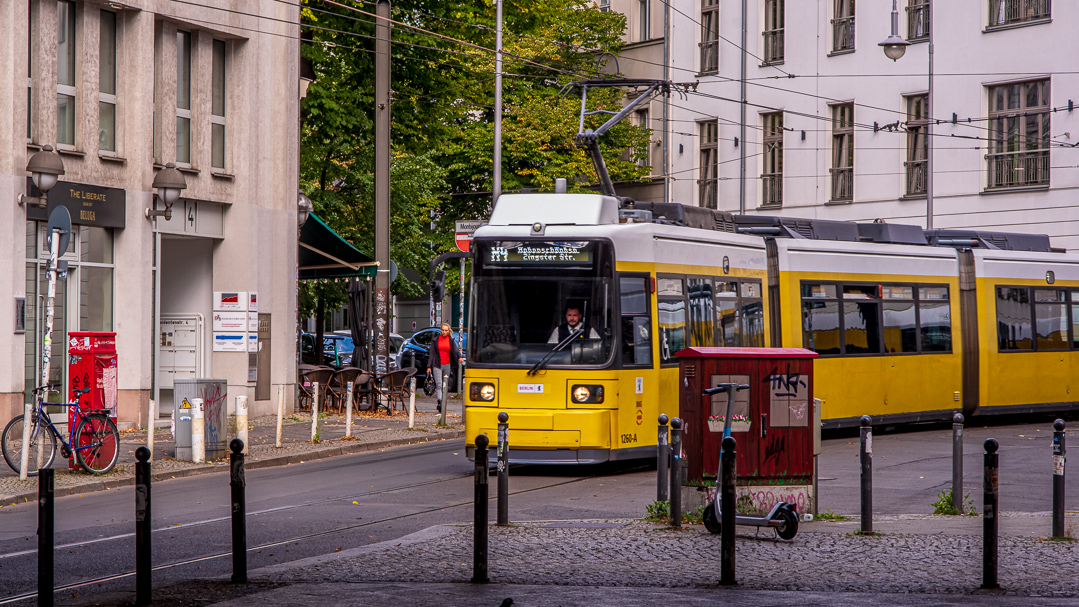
left=0, top=418, right=1075, bottom=605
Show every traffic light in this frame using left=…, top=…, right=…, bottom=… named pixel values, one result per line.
left=431, top=270, right=446, bottom=301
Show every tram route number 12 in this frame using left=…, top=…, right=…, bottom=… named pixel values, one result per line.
left=620, top=433, right=638, bottom=444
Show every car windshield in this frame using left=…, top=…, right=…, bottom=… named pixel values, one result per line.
left=470, top=240, right=613, bottom=367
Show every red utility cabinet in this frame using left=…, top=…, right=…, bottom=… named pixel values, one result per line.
left=67, top=332, right=118, bottom=468
left=677, top=347, right=818, bottom=514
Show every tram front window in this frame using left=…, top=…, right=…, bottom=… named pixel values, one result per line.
left=471, top=240, right=614, bottom=367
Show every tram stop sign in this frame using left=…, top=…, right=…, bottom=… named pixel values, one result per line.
left=454, top=220, right=486, bottom=253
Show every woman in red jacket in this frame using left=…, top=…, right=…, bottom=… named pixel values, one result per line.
left=427, top=323, right=464, bottom=412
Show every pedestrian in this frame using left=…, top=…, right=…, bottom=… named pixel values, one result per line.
left=427, top=323, right=464, bottom=413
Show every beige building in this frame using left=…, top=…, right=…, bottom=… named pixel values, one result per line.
left=1, top=0, right=304, bottom=430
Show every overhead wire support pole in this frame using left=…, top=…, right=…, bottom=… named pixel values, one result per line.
left=739, top=0, right=747, bottom=215
left=373, top=0, right=392, bottom=376
left=926, top=0, right=935, bottom=230
left=662, top=0, right=670, bottom=205
left=493, top=0, right=502, bottom=205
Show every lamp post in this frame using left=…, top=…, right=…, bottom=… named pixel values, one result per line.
left=880, top=0, right=933, bottom=230
left=19, top=145, right=66, bottom=207
left=296, top=191, right=312, bottom=369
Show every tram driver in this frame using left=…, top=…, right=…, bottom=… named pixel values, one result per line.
left=548, top=303, right=600, bottom=343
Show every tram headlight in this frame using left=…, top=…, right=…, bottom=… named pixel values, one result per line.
left=571, top=384, right=604, bottom=404
left=470, top=382, right=496, bottom=402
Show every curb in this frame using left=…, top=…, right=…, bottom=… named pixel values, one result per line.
left=1, top=430, right=465, bottom=506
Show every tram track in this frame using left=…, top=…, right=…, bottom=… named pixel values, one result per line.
left=0, top=464, right=648, bottom=605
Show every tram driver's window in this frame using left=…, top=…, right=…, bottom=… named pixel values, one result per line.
left=620, top=277, right=652, bottom=365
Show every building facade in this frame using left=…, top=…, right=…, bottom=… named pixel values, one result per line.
left=605, top=0, right=1079, bottom=249
left=1, top=0, right=303, bottom=429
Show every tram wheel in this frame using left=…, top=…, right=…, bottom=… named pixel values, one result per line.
left=703, top=500, right=721, bottom=535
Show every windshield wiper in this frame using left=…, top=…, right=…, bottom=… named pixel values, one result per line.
left=527, top=326, right=584, bottom=376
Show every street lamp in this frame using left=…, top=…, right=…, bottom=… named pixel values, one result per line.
left=147, top=162, right=187, bottom=220
left=18, top=145, right=66, bottom=207
left=297, top=191, right=313, bottom=227
left=880, top=0, right=933, bottom=230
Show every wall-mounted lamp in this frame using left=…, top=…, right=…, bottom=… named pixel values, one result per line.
left=146, top=162, right=187, bottom=220
left=298, top=191, right=313, bottom=227
left=18, top=144, right=65, bottom=208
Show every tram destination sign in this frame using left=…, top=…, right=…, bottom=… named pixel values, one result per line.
left=26, top=178, right=126, bottom=229
left=484, top=242, right=592, bottom=265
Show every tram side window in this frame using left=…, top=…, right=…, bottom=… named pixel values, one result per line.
left=741, top=282, right=764, bottom=347
left=996, top=286, right=1071, bottom=352
left=620, top=276, right=652, bottom=366
left=919, top=287, right=952, bottom=352
left=843, top=285, right=881, bottom=354
left=715, top=281, right=740, bottom=345
left=657, top=277, right=686, bottom=365
left=1035, top=290, right=1068, bottom=350
left=688, top=278, right=715, bottom=347
left=996, top=287, right=1033, bottom=351
left=802, top=284, right=840, bottom=355
left=882, top=286, right=917, bottom=353
left=713, top=280, right=764, bottom=346
left=1072, top=290, right=1079, bottom=349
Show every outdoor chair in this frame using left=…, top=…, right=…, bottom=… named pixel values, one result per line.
left=375, top=369, right=411, bottom=414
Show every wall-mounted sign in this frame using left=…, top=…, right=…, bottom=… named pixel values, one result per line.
left=248, top=334, right=259, bottom=353
left=248, top=313, right=259, bottom=332
left=26, top=178, right=126, bottom=229
left=214, top=292, right=246, bottom=311
left=212, top=333, right=247, bottom=352
left=212, top=312, right=247, bottom=332
left=248, top=292, right=259, bottom=311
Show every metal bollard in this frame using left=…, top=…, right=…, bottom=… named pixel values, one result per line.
left=669, top=417, right=683, bottom=529
left=135, top=446, right=152, bottom=605
left=497, top=412, right=509, bottom=526
left=18, top=401, right=31, bottom=481
left=38, top=468, right=55, bottom=607
left=657, top=414, right=670, bottom=502
left=147, top=399, right=157, bottom=462
left=230, top=439, right=247, bottom=583
left=310, top=382, right=320, bottom=442
left=952, top=413, right=964, bottom=513
left=982, top=438, right=999, bottom=589
left=859, top=415, right=873, bottom=534
left=275, top=384, right=284, bottom=448
left=236, top=396, right=248, bottom=455
left=1053, top=419, right=1066, bottom=539
left=345, top=381, right=355, bottom=438
left=720, top=436, right=736, bottom=586
left=472, top=434, right=490, bottom=583
left=439, top=375, right=449, bottom=426
left=191, top=398, right=205, bottom=464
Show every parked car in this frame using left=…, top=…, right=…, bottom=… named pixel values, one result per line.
left=395, top=327, right=467, bottom=392
left=301, top=333, right=354, bottom=368
left=331, top=330, right=402, bottom=370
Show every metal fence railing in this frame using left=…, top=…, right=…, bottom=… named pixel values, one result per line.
left=761, top=173, right=782, bottom=206
left=830, top=167, right=853, bottom=201
left=904, top=160, right=926, bottom=196
left=986, top=150, right=1050, bottom=189
left=762, top=29, right=784, bottom=64
left=831, top=16, right=855, bottom=52
left=988, top=0, right=1050, bottom=27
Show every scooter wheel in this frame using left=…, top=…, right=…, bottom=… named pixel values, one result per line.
left=703, top=501, right=722, bottom=535
left=774, top=507, right=799, bottom=540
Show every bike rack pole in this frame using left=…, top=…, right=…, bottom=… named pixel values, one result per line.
left=982, top=438, right=999, bottom=589
left=472, top=434, right=490, bottom=583
left=720, top=435, right=737, bottom=586
left=230, top=439, right=248, bottom=583
left=191, top=398, right=205, bottom=464
left=236, top=396, right=248, bottom=455
left=38, top=468, right=54, bottom=607
left=859, top=415, right=873, bottom=534
left=135, top=446, right=152, bottom=605
left=952, top=413, right=964, bottom=512
left=1053, top=419, right=1066, bottom=539
left=657, top=414, right=669, bottom=502
left=18, top=401, right=31, bottom=481
left=669, top=417, right=683, bottom=529
left=497, top=412, right=510, bottom=526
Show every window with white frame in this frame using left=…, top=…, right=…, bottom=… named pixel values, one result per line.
left=987, top=79, right=1050, bottom=189
left=99, top=9, right=117, bottom=153
left=701, top=0, right=719, bottom=73
left=698, top=120, right=718, bottom=209
left=176, top=30, right=192, bottom=165
left=635, top=108, right=649, bottom=167
left=57, top=0, right=76, bottom=147
left=904, top=94, right=928, bottom=196
left=762, top=112, right=783, bottom=206
left=211, top=39, right=226, bottom=170
left=599, top=0, right=610, bottom=12
left=831, top=0, right=854, bottom=53
left=830, top=104, right=853, bottom=201
left=763, top=0, right=784, bottom=64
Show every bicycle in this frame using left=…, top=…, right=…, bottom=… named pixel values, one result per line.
left=2, top=385, right=120, bottom=476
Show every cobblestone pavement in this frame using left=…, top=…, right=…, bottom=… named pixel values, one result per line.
left=0, top=394, right=464, bottom=506
left=258, top=518, right=1079, bottom=598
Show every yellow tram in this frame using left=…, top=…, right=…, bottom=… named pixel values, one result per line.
left=463, top=192, right=1079, bottom=463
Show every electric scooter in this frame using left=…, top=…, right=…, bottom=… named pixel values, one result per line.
left=700, top=383, right=799, bottom=540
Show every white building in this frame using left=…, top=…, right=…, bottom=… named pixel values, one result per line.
left=1, top=0, right=305, bottom=429
left=604, top=0, right=1079, bottom=249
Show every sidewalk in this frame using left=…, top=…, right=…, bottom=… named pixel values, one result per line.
left=0, top=394, right=465, bottom=506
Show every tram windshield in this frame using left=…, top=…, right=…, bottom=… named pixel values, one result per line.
left=470, top=240, right=614, bottom=367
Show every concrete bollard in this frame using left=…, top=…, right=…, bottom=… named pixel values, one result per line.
left=135, top=447, right=152, bottom=605
left=230, top=439, right=247, bottom=583
left=952, top=413, right=964, bottom=513
left=497, top=412, right=510, bottom=526
left=275, top=384, right=284, bottom=448
left=859, top=415, right=873, bottom=534
left=982, top=438, right=999, bottom=589
left=1053, top=419, right=1066, bottom=539
left=345, top=381, right=355, bottom=438
left=670, top=417, right=683, bottom=530
left=38, top=468, right=55, bottom=606
left=191, top=398, right=205, bottom=464
left=657, top=414, right=669, bottom=502
left=236, top=396, right=248, bottom=455
left=147, top=399, right=157, bottom=462
left=720, top=435, right=737, bottom=586
left=472, top=434, right=490, bottom=584
left=310, top=382, right=320, bottom=442
left=407, top=377, right=417, bottom=429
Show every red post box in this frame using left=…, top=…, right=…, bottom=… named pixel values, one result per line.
left=68, top=331, right=118, bottom=468
left=677, top=347, right=818, bottom=514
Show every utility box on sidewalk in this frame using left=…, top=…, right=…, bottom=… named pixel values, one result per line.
left=676, top=347, right=818, bottom=514
left=67, top=332, right=118, bottom=469
left=173, top=378, right=228, bottom=460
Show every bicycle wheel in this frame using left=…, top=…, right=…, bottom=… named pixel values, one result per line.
left=74, top=414, right=119, bottom=475
left=2, top=413, right=57, bottom=476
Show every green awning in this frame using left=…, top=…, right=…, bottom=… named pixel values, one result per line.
left=298, top=213, right=378, bottom=280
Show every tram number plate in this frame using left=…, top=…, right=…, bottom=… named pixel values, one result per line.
left=620, top=433, right=638, bottom=444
